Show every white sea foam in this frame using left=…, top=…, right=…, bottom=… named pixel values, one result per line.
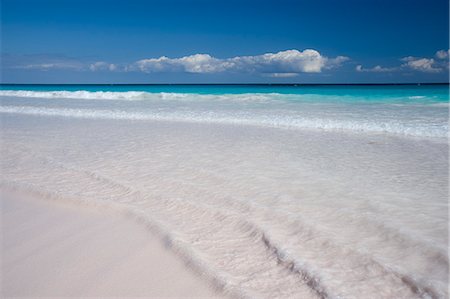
left=0, top=90, right=151, bottom=100
left=0, top=90, right=279, bottom=103
left=1, top=89, right=446, bottom=104
left=0, top=105, right=447, bottom=138
left=1, top=89, right=448, bottom=140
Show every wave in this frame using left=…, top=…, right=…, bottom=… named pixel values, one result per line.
left=1, top=105, right=447, bottom=138
left=0, top=90, right=160, bottom=100
left=1, top=90, right=447, bottom=105
left=0, top=90, right=280, bottom=103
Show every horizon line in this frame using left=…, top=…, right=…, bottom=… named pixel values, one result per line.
left=1, top=83, right=449, bottom=86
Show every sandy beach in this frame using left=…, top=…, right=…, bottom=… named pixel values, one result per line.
left=1, top=189, right=223, bottom=298
left=1, top=109, right=447, bottom=298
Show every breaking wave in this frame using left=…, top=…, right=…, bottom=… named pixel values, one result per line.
left=0, top=105, right=447, bottom=138
left=0, top=90, right=279, bottom=103
left=1, top=89, right=448, bottom=139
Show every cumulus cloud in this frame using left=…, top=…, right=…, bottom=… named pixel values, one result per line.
left=132, top=49, right=349, bottom=75
left=356, top=50, right=449, bottom=74
left=4, top=50, right=349, bottom=76
left=435, top=49, right=450, bottom=59
left=89, top=61, right=118, bottom=71
left=401, top=56, right=442, bottom=73
left=135, top=54, right=230, bottom=73
left=325, top=56, right=350, bottom=69
left=356, top=65, right=397, bottom=72
left=229, top=49, right=328, bottom=73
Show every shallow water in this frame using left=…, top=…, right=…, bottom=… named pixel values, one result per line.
left=1, top=86, right=448, bottom=298
left=0, top=85, right=448, bottom=138
left=1, top=114, right=448, bottom=299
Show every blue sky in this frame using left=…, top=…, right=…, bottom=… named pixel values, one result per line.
left=1, top=0, right=449, bottom=84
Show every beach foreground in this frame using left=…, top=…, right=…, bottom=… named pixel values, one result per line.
left=1, top=190, right=223, bottom=298
left=1, top=111, right=448, bottom=299
left=1, top=85, right=448, bottom=298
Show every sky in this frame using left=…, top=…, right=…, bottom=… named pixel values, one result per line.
left=1, top=0, right=449, bottom=84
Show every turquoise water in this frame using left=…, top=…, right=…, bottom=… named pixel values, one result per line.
left=0, top=84, right=448, bottom=102
left=0, top=84, right=448, bottom=138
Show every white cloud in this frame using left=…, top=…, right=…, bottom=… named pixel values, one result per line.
left=401, top=56, right=442, bottom=73
left=356, top=65, right=397, bottom=72
left=14, top=62, right=83, bottom=70
left=230, top=49, right=327, bottom=73
left=326, top=56, right=350, bottom=69
left=356, top=51, right=448, bottom=74
left=89, top=61, right=118, bottom=71
left=264, top=73, right=299, bottom=78
left=435, top=49, right=450, bottom=59
left=132, top=49, right=349, bottom=75
left=135, top=54, right=230, bottom=73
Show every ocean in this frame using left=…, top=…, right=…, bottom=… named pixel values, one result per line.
left=1, top=84, right=448, bottom=298
left=0, top=84, right=448, bottom=138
